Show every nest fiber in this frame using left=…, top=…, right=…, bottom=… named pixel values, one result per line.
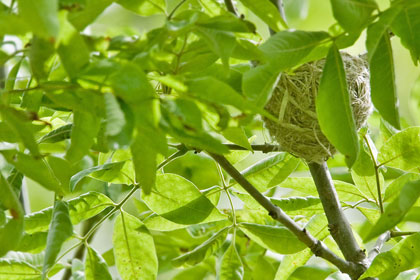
left=264, top=53, right=372, bottom=163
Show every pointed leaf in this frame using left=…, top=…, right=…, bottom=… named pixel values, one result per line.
left=68, top=0, right=114, bottom=31
left=259, top=30, right=330, bottom=70
left=116, top=0, right=165, bottom=16
left=113, top=212, right=158, bottom=280
left=143, top=174, right=224, bottom=224
left=390, top=0, right=420, bottom=65
left=330, top=0, right=377, bottom=33
left=236, top=153, right=300, bottom=192
left=362, top=233, right=420, bottom=279
left=57, top=11, right=90, bottom=78
left=104, top=92, right=126, bottom=136
left=25, top=192, right=113, bottom=234
left=42, top=200, right=73, bottom=278
left=17, top=0, right=59, bottom=38
left=239, top=223, right=306, bottom=254
left=237, top=0, right=287, bottom=32
left=365, top=179, right=420, bottom=241
left=367, top=21, right=400, bottom=129
left=38, top=124, right=72, bottom=143
left=172, top=226, right=229, bottom=266
left=316, top=44, right=359, bottom=166
left=0, top=260, right=41, bottom=280
left=70, top=161, right=125, bottom=191
left=85, top=246, right=112, bottom=280
left=219, top=242, right=244, bottom=280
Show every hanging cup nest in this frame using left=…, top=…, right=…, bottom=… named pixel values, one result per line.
left=263, top=53, right=372, bottom=163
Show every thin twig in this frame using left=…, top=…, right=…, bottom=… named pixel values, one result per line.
left=308, top=162, right=366, bottom=265
left=208, top=153, right=364, bottom=279
left=368, top=231, right=390, bottom=262
left=224, top=143, right=283, bottom=153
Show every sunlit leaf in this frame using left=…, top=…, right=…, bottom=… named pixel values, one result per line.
left=239, top=223, right=306, bottom=254
left=364, top=179, right=420, bottom=241
left=237, top=0, right=287, bottom=32
left=362, top=233, right=420, bottom=279
left=85, top=246, right=112, bottom=280
left=172, top=226, right=229, bottom=266
left=0, top=260, right=41, bottom=280
left=113, top=212, right=158, bottom=280
left=143, top=174, right=224, bottom=224
left=42, top=200, right=73, bottom=278
left=219, top=241, right=244, bottom=280
left=316, top=44, right=359, bottom=166
left=330, top=0, right=377, bottom=33
left=378, top=127, right=420, bottom=171
left=17, top=0, right=59, bottom=38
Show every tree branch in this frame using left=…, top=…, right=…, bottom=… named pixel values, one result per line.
left=224, top=143, right=283, bottom=153
left=208, top=152, right=364, bottom=279
left=308, top=162, right=366, bottom=265
left=368, top=231, right=390, bottom=263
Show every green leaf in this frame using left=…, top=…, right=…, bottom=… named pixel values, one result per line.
left=367, top=12, right=400, bottom=129
left=0, top=173, right=24, bottom=257
left=364, top=179, right=420, bottom=241
left=69, top=161, right=125, bottom=191
left=242, top=63, right=281, bottom=107
left=278, top=177, right=366, bottom=202
left=237, top=0, right=287, bottom=32
left=71, top=259, right=85, bottom=280
left=378, top=127, right=420, bottom=171
left=0, top=150, right=63, bottom=194
left=236, top=153, right=300, bottom=192
left=0, top=12, right=29, bottom=36
left=109, top=62, right=155, bottom=104
left=117, top=0, right=165, bottom=16
left=384, top=173, right=420, bottom=203
left=16, top=232, right=48, bottom=253
left=42, top=200, right=73, bottom=278
left=289, top=266, right=335, bottom=280
left=270, top=196, right=322, bottom=215
left=195, top=27, right=236, bottom=69
left=186, top=76, right=274, bottom=120
left=29, top=36, right=55, bottom=81
left=222, top=127, right=252, bottom=151
left=0, top=122, right=19, bottom=143
left=0, top=260, right=41, bottom=280
left=239, top=223, right=306, bottom=254
left=196, top=14, right=256, bottom=33
left=104, top=92, right=126, bottom=136
left=5, top=58, right=22, bottom=91
left=66, top=106, right=101, bottom=164
left=330, top=0, right=377, bottom=33
left=275, top=214, right=329, bottom=279
left=316, top=44, right=359, bottom=166
left=219, top=241, right=244, bottom=280
left=0, top=106, right=40, bottom=157
left=362, top=233, right=420, bottom=279
left=172, top=226, right=229, bottom=266
left=68, top=0, right=114, bottom=31
left=143, top=174, right=224, bottom=224
left=57, top=11, right=90, bottom=78
left=25, top=192, right=113, bottom=234
left=259, top=30, right=330, bottom=71
left=17, top=0, right=59, bottom=38
left=38, top=124, right=72, bottom=143
left=390, top=0, right=420, bottom=65
left=85, top=246, right=112, bottom=280
left=113, top=212, right=158, bottom=280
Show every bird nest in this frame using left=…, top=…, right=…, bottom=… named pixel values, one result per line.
left=263, top=53, right=372, bottom=163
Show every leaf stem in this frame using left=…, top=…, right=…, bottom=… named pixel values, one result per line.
left=364, top=135, right=384, bottom=213
left=216, top=163, right=237, bottom=226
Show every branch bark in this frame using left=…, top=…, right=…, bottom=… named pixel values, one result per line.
left=308, top=162, right=366, bottom=265
left=208, top=152, right=364, bottom=279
